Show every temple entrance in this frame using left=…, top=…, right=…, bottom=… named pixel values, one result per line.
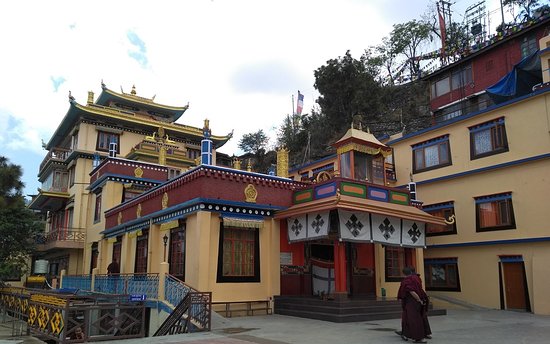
left=304, top=241, right=375, bottom=297
left=309, top=243, right=335, bottom=296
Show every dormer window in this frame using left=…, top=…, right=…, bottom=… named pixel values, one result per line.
left=334, top=125, right=391, bottom=186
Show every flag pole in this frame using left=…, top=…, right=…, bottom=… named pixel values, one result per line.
left=292, top=94, right=295, bottom=116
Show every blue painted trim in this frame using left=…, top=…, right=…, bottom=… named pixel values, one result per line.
left=469, top=118, right=505, bottom=133
left=416, top=153, right=550, bottom=186
left=89, top=173, right=161, bottom=191
left=500, top=256, right=523, bottom=263
left=387, top=87, right=550, bottom=145
left=475, top=193, right=512, bottom=204
left=102, top=197, right=285, bottom=237
left=428, top=236, right=550, bottom=249
left=423, top=201, right=454, bottom=211
left=411, top=135, right=449, bottom=149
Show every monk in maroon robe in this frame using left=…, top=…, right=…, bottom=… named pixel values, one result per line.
left=397, top=267, right=430, bottom=343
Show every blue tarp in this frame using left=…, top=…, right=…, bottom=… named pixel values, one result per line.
left=486, top=50, right=542, bottom=104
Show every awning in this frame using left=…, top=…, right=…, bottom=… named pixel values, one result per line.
left=278, top=194, right=445, bottom=248
left=221, top=213, right=264, bottom=229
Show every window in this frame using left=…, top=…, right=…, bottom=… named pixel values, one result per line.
left=424, top=202, right=457, bottom=236
left=122, top=189, right=141, bottom=203
left=169, top=224, right=186, bottom=281
left=451, top=65, right=472, bottom=90
left=90, top=242, right=99, bottom=272
left=168, top=168, right=181, bottom=180
left=69, top=166, right=75, bottom=188
left=112, top=238, right=122, bottom=266
left=217, top=225, right=260, bottom=283
left=135, top=231, right=149, bottom=273
left=384, top=246, right=414, bottom=282
left=94, top=193, right=102, bottom=223
left=469, top=118, right=508, bottom=159
left=520, top=35, right=537, bottom=58
left=354, top=152, right=384, bottom=185
left=412, top=135, right=451, bottom=173
left=96, top=131, right=120, bottom=153
left=431, top=76, right=450, bottom=98
left=424, top=258, right=461, bottom=291
left=475, top=193, right=516, bottom=231
left=340, top=151, right=352, bottom=179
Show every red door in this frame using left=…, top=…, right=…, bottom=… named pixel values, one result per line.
left=502, top=262, right=527, bottom=310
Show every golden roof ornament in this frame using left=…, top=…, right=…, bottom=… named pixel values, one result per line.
left=162, top=192, right=169, bottom=209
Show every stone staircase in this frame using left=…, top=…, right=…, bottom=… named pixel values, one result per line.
left=274, top=296, right=446, bottom=323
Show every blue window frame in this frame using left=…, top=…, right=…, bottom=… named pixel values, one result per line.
left=424, top=258, right=461, bottom=291
left=475, top=193, right=516, bottom=232
left=469, top=118, right=508, bottom=159
left=424, top=201, right=457, bottom=236
left=412, top=135, right=451, bottom=173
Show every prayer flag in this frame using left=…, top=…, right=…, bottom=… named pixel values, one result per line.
left=296, top=91, right=304, bottom=115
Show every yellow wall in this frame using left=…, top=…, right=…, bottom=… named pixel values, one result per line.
left=389, top=89, right=550, bottom=315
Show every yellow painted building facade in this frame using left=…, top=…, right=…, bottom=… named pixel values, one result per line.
left=387, top=36, right=550, bottom=315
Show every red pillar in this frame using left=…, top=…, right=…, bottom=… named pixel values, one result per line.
left=333, top=240, right=348, bottom=299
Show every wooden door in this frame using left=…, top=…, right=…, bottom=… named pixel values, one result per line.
left=502, top=262, right=527, bottom=310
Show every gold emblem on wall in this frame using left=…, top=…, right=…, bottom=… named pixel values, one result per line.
left=117, top=212, right=122, bottom=225
left=244, top=184, right=257, bottom=203
left=136, top=203, right=142, bottom=218
left=134, top=167, right=143, bottom=178
left=162, top=192, right=169, bottom=209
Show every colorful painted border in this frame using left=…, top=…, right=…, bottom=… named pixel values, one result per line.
left=390, top=191, right=409, bottom=205
left=315, top=182, right=337, bottom=199
left=367, top=186, right=389, bottom=202
left=294, top=189, right=314, bottom=204
left=340, top=182, right=367, bottom=198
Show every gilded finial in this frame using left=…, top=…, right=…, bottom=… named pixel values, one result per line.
left=366, top=126, right=371, bottom=134
left=204, top=118, right=210, bottom=129
left=247, top=159, right=252, bottom=172
left=87, top=91, right=94, bottom=104
left=131, top=85, right=136, bottom=95
left=233, top=157, right=242, bottom=170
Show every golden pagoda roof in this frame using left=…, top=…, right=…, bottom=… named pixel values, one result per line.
left=46, top=96, right=232, bottom=150
left=96, top=82, right=189, bottom=122
left=334, top=127, right=387, bottom=148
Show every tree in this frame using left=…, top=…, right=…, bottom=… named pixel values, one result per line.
left=238, top=130, right=275, bottom=173
left=238, top=130, right=269, bottom=155
left=503, top=0, right=541, bottom=21
left=389, top=20, right=432, bottom=77
left=314, top=50, right=383, bottom=139
left=0, top=157, right=43, bottom=280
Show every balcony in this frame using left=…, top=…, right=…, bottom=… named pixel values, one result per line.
left=39, top=147, right=71, bottom=173
left=36, top=227, right=85, bottom=251
left=28, top=187, right=69, bottom=211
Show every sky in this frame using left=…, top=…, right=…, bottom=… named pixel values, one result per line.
left=0, top=0, right=512, bottom=197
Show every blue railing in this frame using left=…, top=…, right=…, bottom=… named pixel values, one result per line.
left=165, top=274, right=192, bottom=307
left=94, top=273, right=159, bottom=299
left=61, top=274, right=92, bottom=291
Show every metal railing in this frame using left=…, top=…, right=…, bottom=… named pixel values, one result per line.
left=61, top=275, right=92, bottom=291
left=41, top=228, right=86, bottom=244
left=94, top=274, right=159, bottom=300
left=0, top=287, right=145, bottom=343
left=39, top=148, right=71, bottom=172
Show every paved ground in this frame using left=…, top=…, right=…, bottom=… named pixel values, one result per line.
left=2, top=309, right=550, bottom=344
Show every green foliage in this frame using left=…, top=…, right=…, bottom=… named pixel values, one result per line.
left=0, top=156, right=44, bottom=280
left=389, top=20, right=432, bottom=76
left=238, top=130, right=269, bottom=155
left=503, top=0, right=541, bottom=21
left=314, top=50, right=383, bottom=138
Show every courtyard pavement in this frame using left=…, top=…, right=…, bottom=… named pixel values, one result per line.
left=2, top=308, right=550, bottom=344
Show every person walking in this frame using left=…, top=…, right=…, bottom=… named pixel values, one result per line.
left=396, top=266, right=430, bottom=343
